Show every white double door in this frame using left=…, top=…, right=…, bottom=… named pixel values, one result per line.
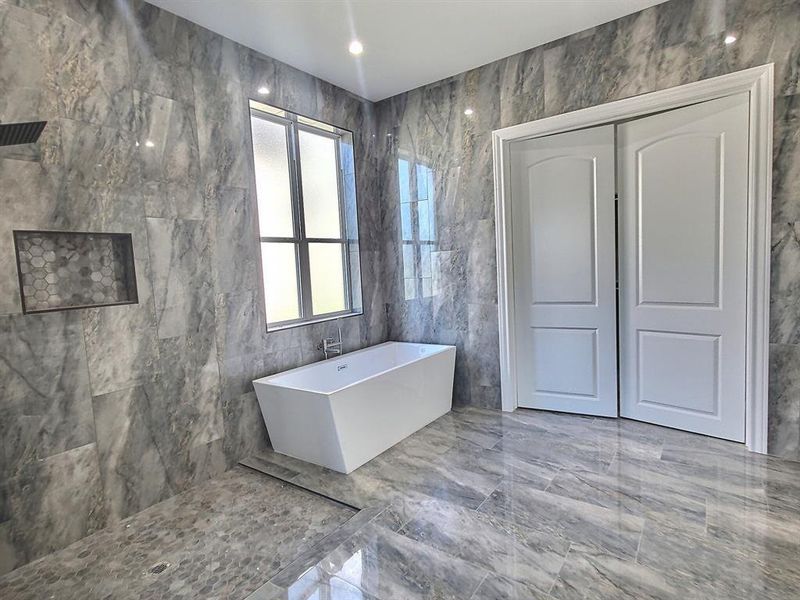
left=510, top=92, right=749, bottom=441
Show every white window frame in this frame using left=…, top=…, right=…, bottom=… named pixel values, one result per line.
left=249, top=104, right=362, bottom=331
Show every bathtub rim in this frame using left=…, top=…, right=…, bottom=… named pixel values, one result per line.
left=253, top=341, right=456, bottom=396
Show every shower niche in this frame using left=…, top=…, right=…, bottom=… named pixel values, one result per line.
left=13, top=230, right=138, bottom=314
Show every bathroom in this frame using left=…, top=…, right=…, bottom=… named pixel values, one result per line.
left=1, top=0, right=799, bottom=598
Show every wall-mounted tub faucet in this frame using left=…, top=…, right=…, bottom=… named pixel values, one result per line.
left=317, top=319, right=343, bottom=359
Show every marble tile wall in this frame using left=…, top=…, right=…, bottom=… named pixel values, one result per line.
left=0, top=0, right=385, bottom=574
left=375, top=0, right=800, bottom=456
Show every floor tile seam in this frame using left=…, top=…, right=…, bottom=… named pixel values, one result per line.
left=546, top=541, right=574, bottom=597
left=466, top=572, right=489, bottom=600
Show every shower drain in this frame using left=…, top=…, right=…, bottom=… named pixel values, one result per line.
left=149, top=562, right=170, bottom=575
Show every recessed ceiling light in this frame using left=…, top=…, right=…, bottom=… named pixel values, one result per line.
left=258, top=86, right=270, bottom=95
left=464, top=108, right=474, bottom=116
left=349, top=40, right=364, bottom=56
left=145, top=140, right=155, bottom=148
left=724, top=34, right=737, bottom=44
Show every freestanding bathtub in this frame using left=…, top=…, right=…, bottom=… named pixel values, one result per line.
left=253, top=342, right=456, bottom=473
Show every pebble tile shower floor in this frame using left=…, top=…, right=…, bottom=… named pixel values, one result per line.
left=2, top=407, right=799, bottom=599
left=0, top=469, right=355, bottom=599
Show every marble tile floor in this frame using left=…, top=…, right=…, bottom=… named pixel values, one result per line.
left=241, top=407, right=800, bottom=600
left=2, top=407, right=799, bottom=600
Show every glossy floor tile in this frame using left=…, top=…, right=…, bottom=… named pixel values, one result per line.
left=243, top=407, right=800, bottom=600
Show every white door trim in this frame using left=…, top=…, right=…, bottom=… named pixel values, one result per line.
left=493, top=64, right=773, bottom=453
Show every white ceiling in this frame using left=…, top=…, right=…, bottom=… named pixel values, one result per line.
left=146, top=0, right=668, bottom=102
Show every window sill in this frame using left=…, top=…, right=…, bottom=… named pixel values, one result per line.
left=266, top=309, right=363, bottom=333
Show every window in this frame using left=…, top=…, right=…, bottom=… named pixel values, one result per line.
left=249, top=100, right=362, bottom=330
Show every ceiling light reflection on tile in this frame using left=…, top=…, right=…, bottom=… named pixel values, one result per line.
left=349, top=40, right=363, bottom=55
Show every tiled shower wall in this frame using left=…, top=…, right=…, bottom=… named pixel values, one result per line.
left=0, top=0, right=385, bottom=573
left=375, top=0, right=800, bottom=458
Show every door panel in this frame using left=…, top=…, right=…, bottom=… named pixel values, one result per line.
left=638, top=331, right=719, bottom=414
left=532, top=327, right=598, bottom=397
left=529, top=157, right=596, bottom=304
left=511, top=125, right=617, bottom=416
left=638, top=134, right=722, bottom=306
left=618, top=93, right=749, bottom=441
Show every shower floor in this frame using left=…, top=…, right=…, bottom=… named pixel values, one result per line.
left=0, top=468, right=355, bottom=599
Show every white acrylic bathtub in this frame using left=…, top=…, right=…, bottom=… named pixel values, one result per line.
left=253, top=342, right=456, bottom=473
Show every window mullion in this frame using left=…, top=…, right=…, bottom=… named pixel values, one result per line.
left=290, top=121, right=314, bottom=320
left=333, top=140, right=353, bottom=312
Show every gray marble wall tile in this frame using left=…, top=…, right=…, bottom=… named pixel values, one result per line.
left=0, top=2, right=57, bottom=123
left=0, top=312, right=94, bottom=482
left=542, top=10, right=657, bottom=116
left=212, top=186, right=259, bottom=294
left=146, top=216, right=215, bottom=339
left=92, top=383, right=173, bottom=521
left=772, top=93, right=800, bottom=221
left=133, top=90, right=202, bottom=219
left=499, top=47, right=545, bottom=130
left=189, top=22, right=241, bottom=80
left=768, top=343, right=800, bottom=460
left=0, top=443, right=106, bottom=573
left=769, top=221, right=800, bottom=344
left=654, top=0, right=726, bottom=49
left=724, top=0, right=800, bottom=97
left=221, top=391, right=270, bottom=468
left=191, top=66, right=250, bottom=192
left=125, top=0, right=193, bottom=105
left=82, top=301, right=160, bottom=397
left=158, top=330, right=223, bottom=451
left=215, top=289, right=266, bottom=364
left=47, top=1, right=134, bottom=130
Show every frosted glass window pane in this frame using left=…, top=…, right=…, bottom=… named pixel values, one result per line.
left=299, top=130, right=341, bottom=238
left=261, top=242, right=300, bottom=323
left=309, top=243, right=346, bottom=315
left=251, top=116, right=293, bottom=237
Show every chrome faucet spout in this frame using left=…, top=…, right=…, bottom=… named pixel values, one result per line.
left=317, top=320, right=344, bottom=359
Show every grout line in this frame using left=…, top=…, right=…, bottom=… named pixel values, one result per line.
left=467, top=572, right=489, bottom=600
left=633, top=526, right=644, bottom=562
left=547, top=542, right=573, bottom=597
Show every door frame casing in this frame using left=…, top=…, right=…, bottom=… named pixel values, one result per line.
left=492, top=64, right=773, bottom=453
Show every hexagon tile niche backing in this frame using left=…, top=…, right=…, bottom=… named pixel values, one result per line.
left=13, top=230, right=138, bottom=313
